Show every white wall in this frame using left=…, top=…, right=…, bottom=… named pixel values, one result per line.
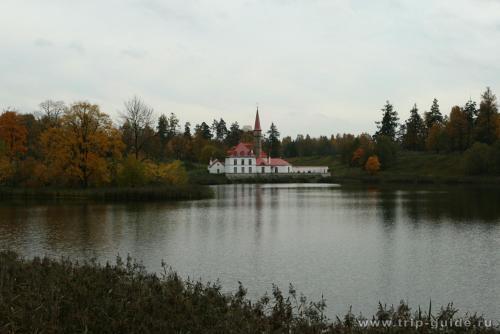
left=208, top=162, right=224, bottom=174
left=224, top=157, right=256, bottom=174
left=292, top=166, right=329, bottom=174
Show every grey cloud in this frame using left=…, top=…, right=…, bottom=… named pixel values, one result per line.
left=121, top=48, right=147, bottom=59
left=68, top=42, right=85, bottom=55
left=34, top=38, right=53, bottom=48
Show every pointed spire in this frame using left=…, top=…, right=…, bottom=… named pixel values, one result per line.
left=254, top=107, right=261, bottom=131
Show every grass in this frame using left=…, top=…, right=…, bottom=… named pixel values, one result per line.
left=0, top=184, right=214, bottom=202
left=0, top=251, right=496, bottom=333
left=290, top=153, right=500, bottom=185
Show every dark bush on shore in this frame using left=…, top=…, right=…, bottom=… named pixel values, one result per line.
left=0, top=252, right=497, bottom=333
left=0, top=184, right=213, bottom=202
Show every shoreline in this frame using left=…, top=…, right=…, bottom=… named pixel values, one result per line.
left=0, top=184, right=214, bottom=202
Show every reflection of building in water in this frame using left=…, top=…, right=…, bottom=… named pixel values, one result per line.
left=208, top=109, right=329, bottom=176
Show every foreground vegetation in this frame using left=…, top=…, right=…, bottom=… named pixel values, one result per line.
left=0, top=251, right=497, bottom=333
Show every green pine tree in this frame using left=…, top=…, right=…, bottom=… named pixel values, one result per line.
left=402, top=104, right=426, bottom=150
left=375, top=101, right=399, bottom=141
left=424, top=98, right=443, bottom=130
left=266, top=123, right=281, bottom=157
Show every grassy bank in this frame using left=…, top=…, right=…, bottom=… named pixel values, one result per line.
left=0, top=184, right=214, bottom=202
left=0, top=251, right=496, bottom=333
left=290, top=153, right=500, bottom=185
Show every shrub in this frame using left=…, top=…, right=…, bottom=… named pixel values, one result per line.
left=116, top=156, right=147, bottom=187
left=463, top=142, right=492, bottom=175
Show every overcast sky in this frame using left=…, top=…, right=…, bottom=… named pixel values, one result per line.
left=1, top=0, right=500, bottom=137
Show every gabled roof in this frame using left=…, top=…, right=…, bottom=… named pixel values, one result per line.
left=209, top=159, right=224, bottom=168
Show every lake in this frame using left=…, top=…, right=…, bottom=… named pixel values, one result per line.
left=0, top=184, right=499, bottom=320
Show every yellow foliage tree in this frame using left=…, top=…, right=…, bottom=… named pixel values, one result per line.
left=365, top=155, right=381, bottom=175
left=0, top=111, right=28, bottom=161
left=144, top=160, right=188, bottom=185
left=40, top=102, right=124, bottom=187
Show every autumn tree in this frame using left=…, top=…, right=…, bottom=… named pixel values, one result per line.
left=0, top=110, right=28, bottom=161
left=167, top=136, right=191, bottom=160
left=121, top=96, right=154, bottom=159
left=351, top=147, right=365, bottom=167
left=474, top=87, right=499, bottom=145
left=426, top=123, right=448, bottom=152
left=41, top=102, right=124, bottom=187
left=402, top=104, right=426, bottom=150
left=446, top=106, right=469, bottom=151
left=375, top=101, right=399, bottom=141
left=365, top=155, right=381, bottom=175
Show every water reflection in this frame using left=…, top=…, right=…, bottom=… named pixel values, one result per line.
left=0, top=184, right=499, bottom=320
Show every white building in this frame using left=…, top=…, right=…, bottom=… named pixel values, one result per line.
left=208, top=109, right=329, bottom=176
left=207, top=159, right=224, bottom=174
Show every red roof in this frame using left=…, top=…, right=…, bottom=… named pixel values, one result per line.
left=254, top=108, right=261, bottom=131
left=227, top=142, right=254, bottom=157
left=256, top=157, right=290, bottom=166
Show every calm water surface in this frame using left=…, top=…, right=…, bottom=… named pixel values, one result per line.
left=1, top=184, right=499, bottom=320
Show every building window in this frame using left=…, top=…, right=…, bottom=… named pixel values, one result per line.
left=261, top=166, right=265, bottom=173
left=288, top=167, right=290, bottom=173
left=241, top=159, right=245, bottom=165
left=234, top=159, right=237, bottom=165
left=234, top=167, right=237, bottom=173
left=249, top=167, right=252, bottom=173
left=275, top=167, right=278, bottom=173
left=248, top=159, right=252, bottom=165
left=242, top=167, right=245, bottom=173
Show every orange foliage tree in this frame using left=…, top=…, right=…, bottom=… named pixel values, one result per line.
left=0, top=111, right=28, bottom=161
left=365, top=155, right=381, bottom=175
left=40, top=102, right=124, bottom=187
left=351, top=147, right=365, bottom=166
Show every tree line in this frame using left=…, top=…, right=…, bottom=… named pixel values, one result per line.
left=1, top=87, right=500, bottom=187
left=0, top=96, right=285, bottom=187
left=280, top=87, right=500, bottom=175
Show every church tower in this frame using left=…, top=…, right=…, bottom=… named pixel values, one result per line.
left=253, top=108, right=262, bottom=157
